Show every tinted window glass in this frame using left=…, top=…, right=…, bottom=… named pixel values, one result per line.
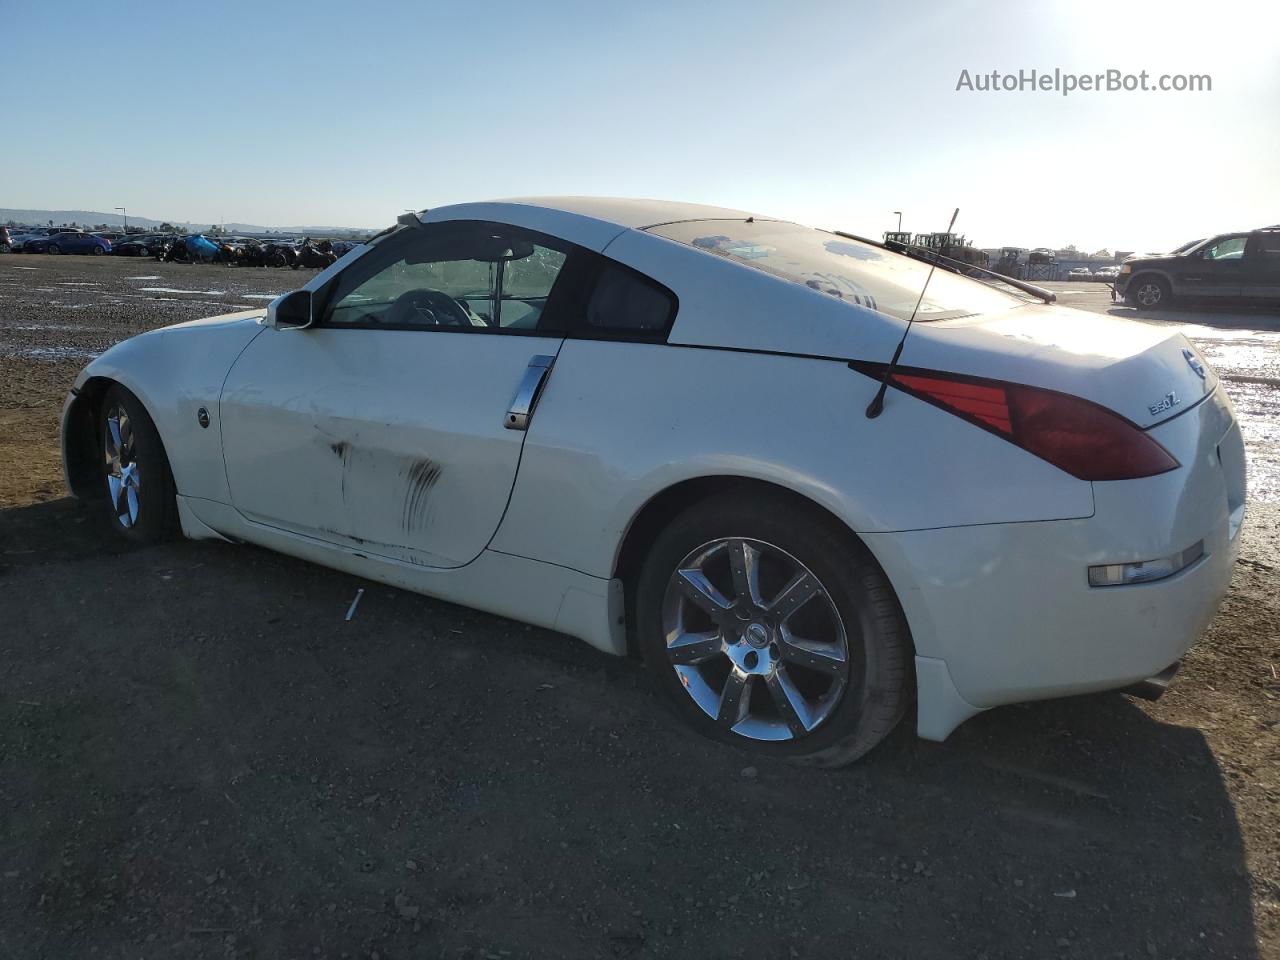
left=586, top=263, right=676, bottom=334
left=649, top=219, right=1023, bottom=322
left=1255, top=234, right=1280, bottom=257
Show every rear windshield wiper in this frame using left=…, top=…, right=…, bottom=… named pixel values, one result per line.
left=833, top=232, right=1056, bottom=305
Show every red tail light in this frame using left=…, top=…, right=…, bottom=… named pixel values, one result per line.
left=874, top=368, right=1179, bottom=481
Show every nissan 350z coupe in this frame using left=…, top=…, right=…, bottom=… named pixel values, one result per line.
left=60, top=198, right=1247, bottom=766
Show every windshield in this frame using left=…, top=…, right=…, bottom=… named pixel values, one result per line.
left=647, top=220, right=1023, bottom=322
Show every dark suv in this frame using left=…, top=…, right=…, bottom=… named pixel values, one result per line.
left=1116, top=228, right=1280, bottom=307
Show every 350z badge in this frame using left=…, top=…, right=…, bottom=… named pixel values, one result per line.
left=1148, top=391, right=1180, bottom=416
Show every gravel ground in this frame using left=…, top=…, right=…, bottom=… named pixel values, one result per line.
left=1, top=258, right=1277, bottom=959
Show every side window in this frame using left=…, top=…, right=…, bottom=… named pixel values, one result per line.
left=584, top=262, right=677, bottom=337
left=322, top=221, right=572, bottom=332
left=1252, top=233, right=1280, bottom=258
left=1203, top=236, right=1247, bottom=261
left=500, top=246, right=567, bottom=330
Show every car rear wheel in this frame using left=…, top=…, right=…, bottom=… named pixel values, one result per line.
left=98, top=385, right=178, bottom=543
left=635, top=490, right=912, bottom=767
left=47, top=244, right=60, bottom=255
left=1128, top=275, right=1171, bottom=308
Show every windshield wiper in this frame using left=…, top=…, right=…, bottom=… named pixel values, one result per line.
left=833, top=231, right=1056, bottom=305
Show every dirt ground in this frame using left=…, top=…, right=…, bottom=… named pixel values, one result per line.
left=1, top=256, right=1278, bottom=959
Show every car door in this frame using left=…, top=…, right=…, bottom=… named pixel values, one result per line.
left=1175, top=234, right=1247, bottom=298
left=219, top=220, right=585, bottom=568
left=1243, top=232, right=1280, bottom=299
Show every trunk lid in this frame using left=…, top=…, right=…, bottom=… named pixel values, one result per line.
left=902, top=303, right=1218, bottom=428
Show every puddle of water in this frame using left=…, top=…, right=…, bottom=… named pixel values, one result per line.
left=56, top=282, right=102, bottom=287
left=139, top=287, right=230, bottom=295
left=0, top=343, right=101, bottom=361
left=242, top=294, right=283, bottom=301
left=127, top=275, right=162, bottom=280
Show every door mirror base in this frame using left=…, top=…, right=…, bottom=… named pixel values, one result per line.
left=267, top=290, right=313, bottom=330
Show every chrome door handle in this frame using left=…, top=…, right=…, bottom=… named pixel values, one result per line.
left=504, top=354, right=556, bottom=431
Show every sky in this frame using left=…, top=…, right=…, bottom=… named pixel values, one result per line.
left=3, top=0, right=1277, bottom=252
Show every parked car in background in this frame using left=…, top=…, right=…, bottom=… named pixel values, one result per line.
left=1068, top=267, right=1093, bottom=280
left=1094, top=265, right=1121, bottom=281
left=94, top=232, right=126, bottom=242
left=0, top=226, right=11, bottom=253
left=60, top=196, right=1245, bottom=765
left=14, top=227, right=77, bottom=249
left=112, top=234, right=169, bottom=257
left=25, top=231, right=112, bottom=255
left=7, top=232, right=38, bottom=252
left=1117, top=228, right=1280, bottom=307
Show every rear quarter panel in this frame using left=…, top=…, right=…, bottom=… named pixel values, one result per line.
left=492, top=338, right=1095, bottom=578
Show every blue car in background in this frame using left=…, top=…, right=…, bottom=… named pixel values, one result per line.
left=25, top=231, right=112, bottom=255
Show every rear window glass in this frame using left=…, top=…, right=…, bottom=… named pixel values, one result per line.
left=648, top=220, right=1023, bottom=322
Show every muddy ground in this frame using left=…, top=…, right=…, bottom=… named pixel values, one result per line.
left=1, top=256, right=1277, bottom=959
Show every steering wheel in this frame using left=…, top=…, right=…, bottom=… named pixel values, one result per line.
left=385, top=289, right=473, bottom=327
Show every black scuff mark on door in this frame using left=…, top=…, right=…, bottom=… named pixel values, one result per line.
left=401, top=459, right=442, bottom=533
left=331, top=440, right=351, bottom=502
left=314, top=425, right=354, bottom=504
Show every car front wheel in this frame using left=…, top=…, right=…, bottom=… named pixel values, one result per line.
left=1128, top=275, right=1171, bottom=308
left=98, top=385, right=178, bottom=543
left=636, top=490, right=912, bottom=767
left=47, top=245, right=60, bottom=255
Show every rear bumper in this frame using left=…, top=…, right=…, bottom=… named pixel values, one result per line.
left=865, top=387, right=1245, bottom=740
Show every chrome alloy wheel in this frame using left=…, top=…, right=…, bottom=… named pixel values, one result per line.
left=661, top=538, right=850, bottom=741
left=104, top=404, right=141, bottom=528
left=1135, top=281, right=1164, bottom=307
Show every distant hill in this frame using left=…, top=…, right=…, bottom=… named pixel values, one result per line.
left=0, top=208, right=376, bottom=236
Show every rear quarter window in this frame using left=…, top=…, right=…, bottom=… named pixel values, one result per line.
left=584, top=262, right=677, bottom=338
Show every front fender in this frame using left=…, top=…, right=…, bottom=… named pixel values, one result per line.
left=62, top=310, right=266, bottom=503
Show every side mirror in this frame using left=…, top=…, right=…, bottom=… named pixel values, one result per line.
left=267, top=289, right=313, bottom=330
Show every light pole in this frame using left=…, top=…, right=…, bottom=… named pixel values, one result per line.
left=893, top=210, right=902, bottom=232
left=115, top=207, right=128, bottom=233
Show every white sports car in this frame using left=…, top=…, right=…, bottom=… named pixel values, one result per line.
left=61, top=198, right=1246, bottom=765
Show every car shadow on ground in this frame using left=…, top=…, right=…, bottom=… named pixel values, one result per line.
left=0, top=498, right=1261, bottom=958
left=1107, top=300, right=1280, bottom=332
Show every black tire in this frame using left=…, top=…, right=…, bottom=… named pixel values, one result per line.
left=635, top=489, right=912, bottom=767
left=97, top=384, right=178, bottom=543
left=47, top=244, right=60, bottom=255
left=1126, top=274, right=1171, bottom=309
left=92, top=245, right=105, bottom=255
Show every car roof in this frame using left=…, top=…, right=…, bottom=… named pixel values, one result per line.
left=493, top=196, right=768, bottom=228
left=421, top=196, right=783, bottom=254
